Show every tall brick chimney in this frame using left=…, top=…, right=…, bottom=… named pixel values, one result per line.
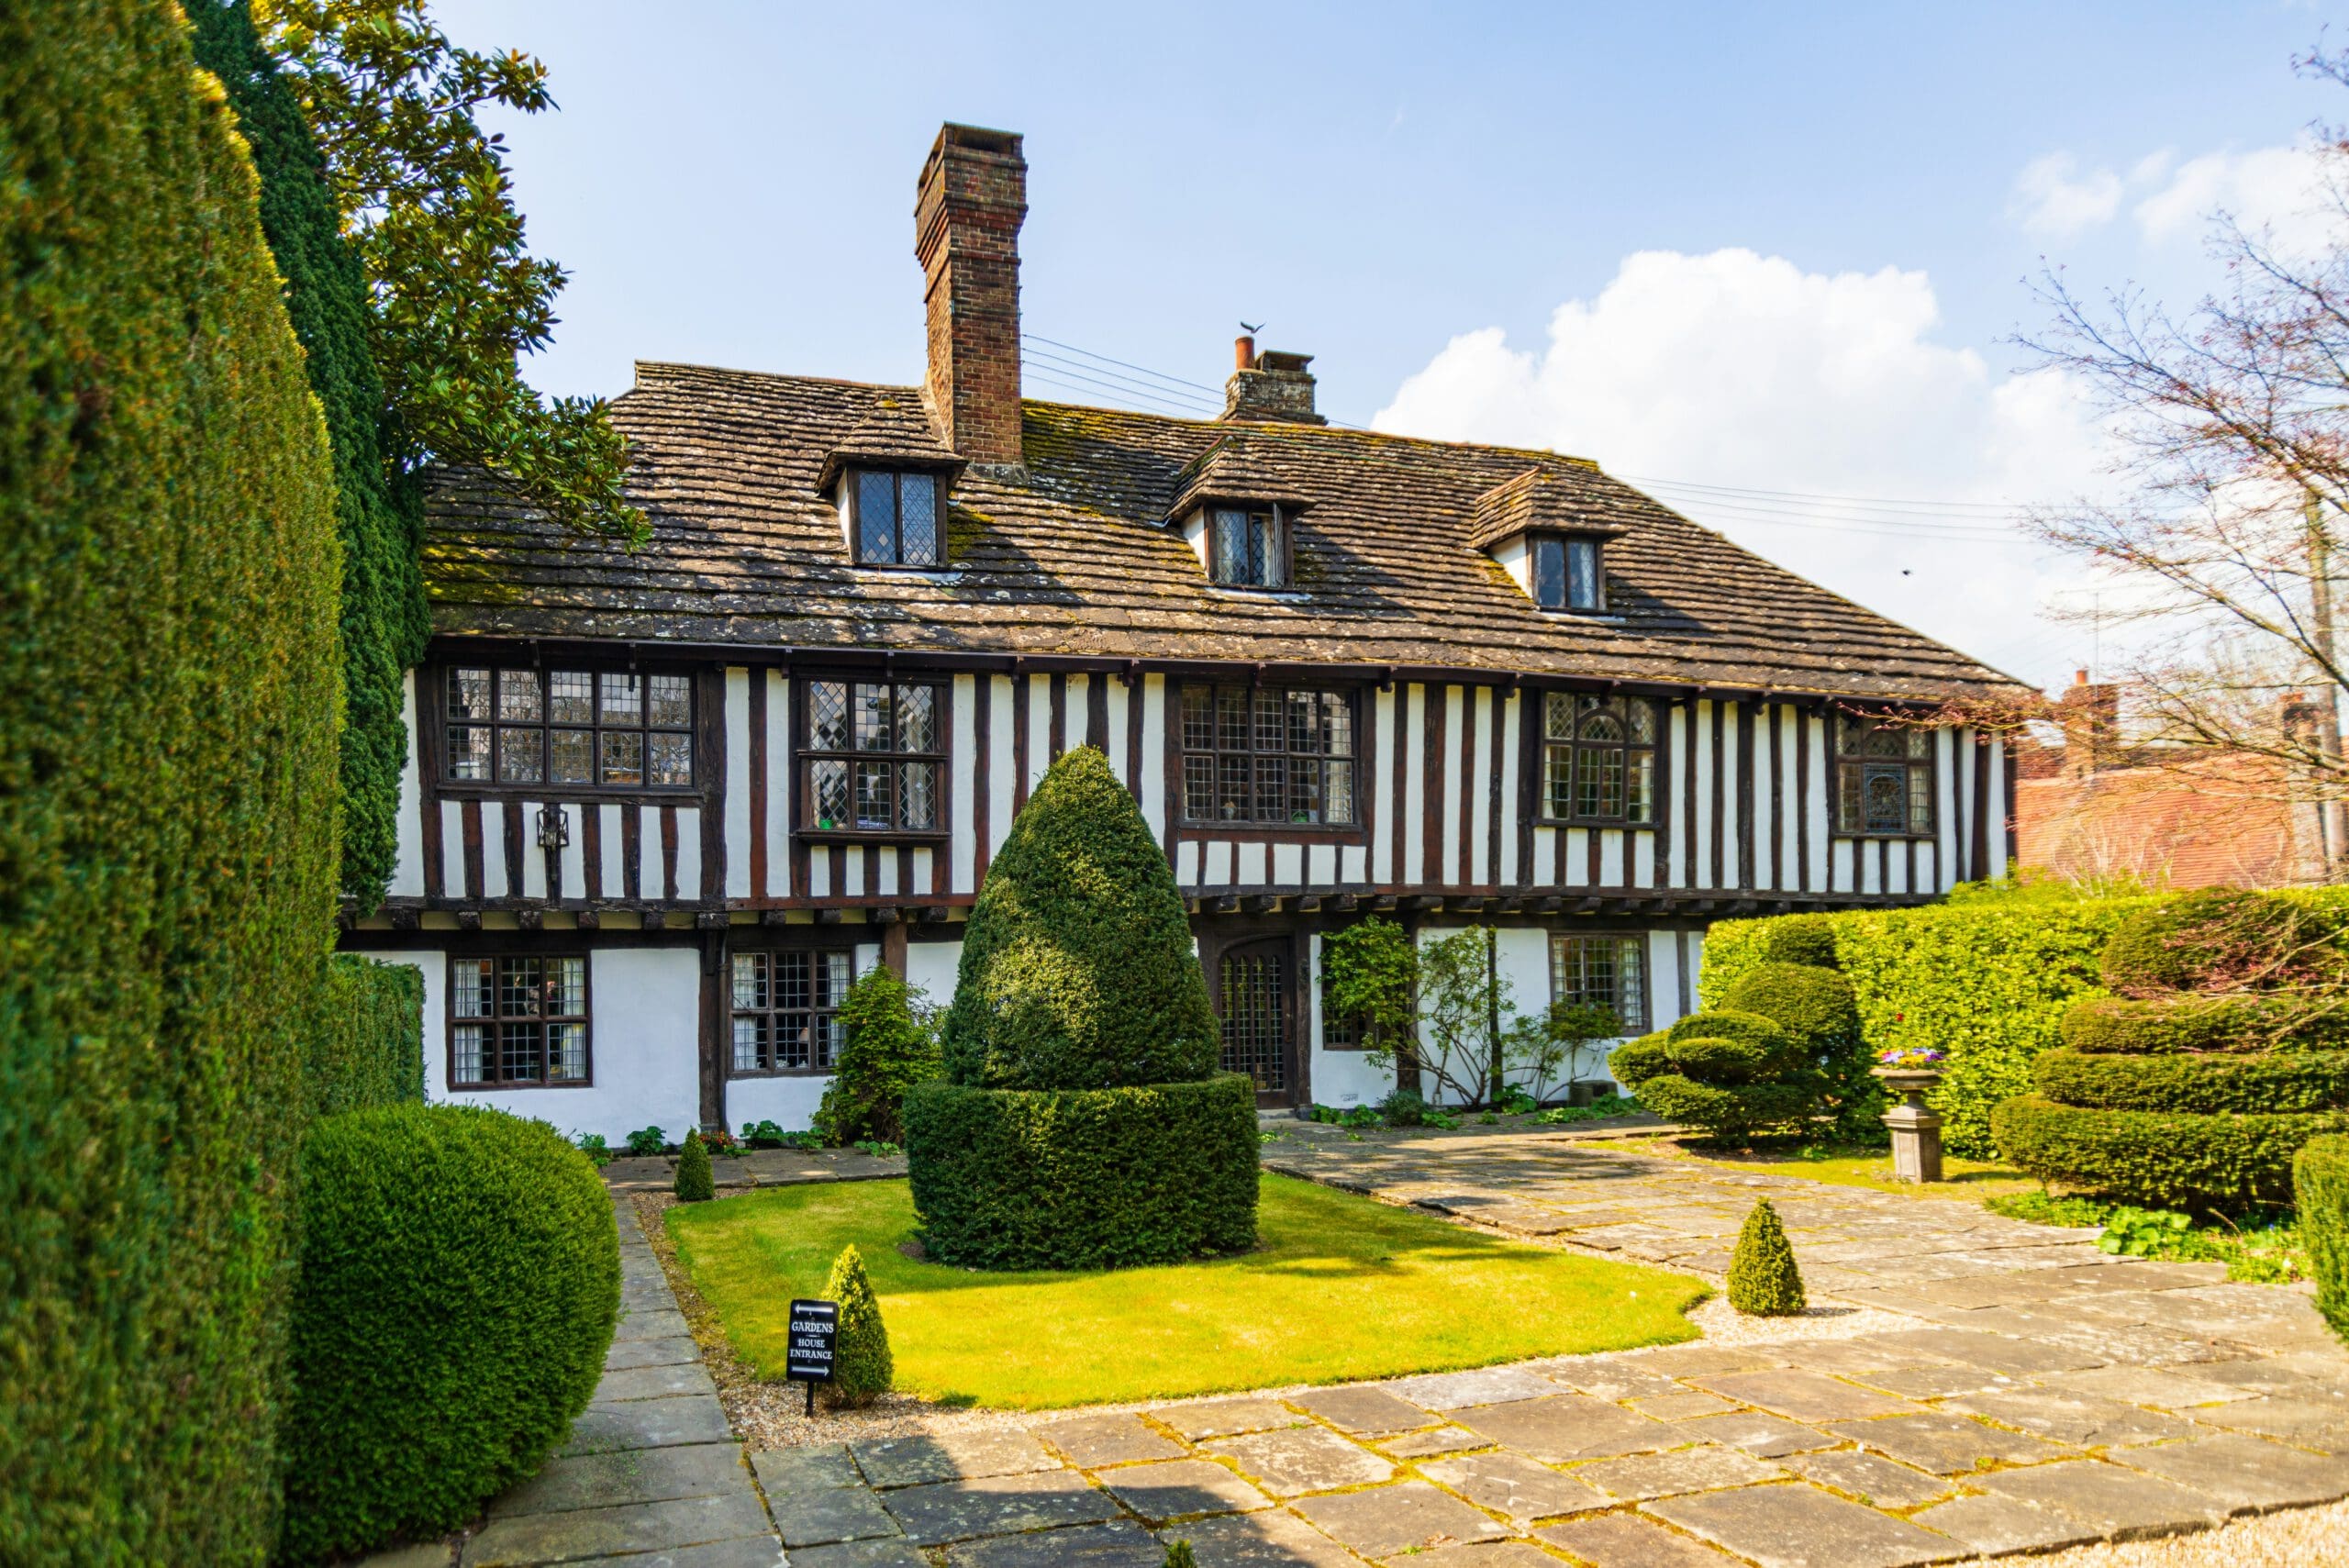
left=915, top=124, right=1026, bottom=468
left=1223, top=343, right=1325, bottom=426
left=2056, top=669, right=2120, bottom=778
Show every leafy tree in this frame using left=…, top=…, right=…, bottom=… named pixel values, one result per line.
left=817, top=967, right=943, bottom=1145
left=189, top=0, right=429, bottom=907
left=256, top=0, right=643, bottom=541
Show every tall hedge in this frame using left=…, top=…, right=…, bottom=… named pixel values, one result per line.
left=1701, top=895, right=2154, bottom=1157
left=313, top=956, right=427, bottom=1118
left=942, top=747, right=1219, bottom=1090
left=0, top=1, right=344, bottom=1559
left=187, top=0, right=429, bottom=910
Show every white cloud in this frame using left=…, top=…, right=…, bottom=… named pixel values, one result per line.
left=1373, top=248, right=2115, bottom=693
left=2133, top=142, right=2332, bottom=257
left=2009, top=151, right=2124, bottom=239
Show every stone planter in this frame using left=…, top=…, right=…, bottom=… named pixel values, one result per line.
left=1872, top=1065, right=1944, bottom=1183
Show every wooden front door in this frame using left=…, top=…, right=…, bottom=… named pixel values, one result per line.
left=1213, top=937, right=1298, bottom=1108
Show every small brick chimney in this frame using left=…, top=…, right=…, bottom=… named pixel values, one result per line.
left=2056, top=669, right=2120, bottom=777
left=1224, top=340, right=1325, bottom=425
left=915, top=124, right=1026, bottom=467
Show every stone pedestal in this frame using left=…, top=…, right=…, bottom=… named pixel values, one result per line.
left=1873, top=1068, right=1944, bottom=1184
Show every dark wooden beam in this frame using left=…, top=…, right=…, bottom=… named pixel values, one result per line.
left=1331, top=893, right=1360, bottom=912
left=640, top=908, right=666, bottom=931
left=1295, top=895, right=1322, bottom=913
left=696, top=911, right=728, bottom=931
left=871, top=905, right=903, bottom=924
left=920, top=906, right=952, bottom=925
left=1244, top=894, right=1280, bottom=915
left=388, top=906, right=420, bottom=932
left=1535, top=895, right=1563, bottom=914
left=1371, top=894, right=1398, bottom=911
left=1210, top=894, right=1241, bottom=914
left=761, top=907, right=791, bottom=926
left=813, top=907, right=843, bottom=926
left=1408, top=894, right=1445, bottom=911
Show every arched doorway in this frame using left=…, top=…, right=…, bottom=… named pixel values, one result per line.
left=1213, top=936, right=1298, bottom=1108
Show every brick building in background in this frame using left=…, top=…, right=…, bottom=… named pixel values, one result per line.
left=2014, top=671, right=2336, bottom=888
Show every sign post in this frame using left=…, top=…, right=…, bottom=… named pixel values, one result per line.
left=786, top=1297, right=839, bottom=1417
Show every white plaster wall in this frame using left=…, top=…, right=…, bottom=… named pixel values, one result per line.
left=905, top=939, right=963, bottom=1012
left=1305, top=931, right=1394, bottom=1109
left=388, top=672, right=425, bottom=896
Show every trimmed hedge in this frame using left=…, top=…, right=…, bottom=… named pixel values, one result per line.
left=1702, top=896, right=2154, bottom=1157
left=314, top=955, right=427, bottom=1118
left=2100, top=887, right=2349, bottom=998
left=1, top=4, right=343, bottom=1559
left=943, top=748, right=1219, bottom=1090
left=902, top=1074, right=1261, bottom=1270
left=278, top=1105, right=619, bottom=1562
left=187, top=0, right=429, bottom=910
left=2032, top=1049, right=2349, bottom=1116
left=2296, top=1135, right=2349, bottom=1342
left=1990, top=1095, right=2349, bottom=1208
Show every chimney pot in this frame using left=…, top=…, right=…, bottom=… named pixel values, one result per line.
left=915, top=123, right=1027, bottom=467
left=2075, top=668, right=2089, bottom=685
left=1234, top=334, right=1255, bottom=371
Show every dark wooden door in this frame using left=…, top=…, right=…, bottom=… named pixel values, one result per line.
left=1214, top=937, right=1298, bottom=1108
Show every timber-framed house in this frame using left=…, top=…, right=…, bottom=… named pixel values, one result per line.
left=341, top=124, right=2025, bottom=1139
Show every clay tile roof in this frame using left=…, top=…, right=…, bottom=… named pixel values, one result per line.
left=417, top=361, right=2029, bottom=704
left=812, top=398, right=963, bottom=493
left=1468, top=467, right=1632, bottom=550
left=1167, top=435, right=1316, bottom=518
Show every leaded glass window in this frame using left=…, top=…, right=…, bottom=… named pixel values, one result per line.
left=1531, top=536, right=1605, bottom=611
left=1180, top=684, right=1355, bottom=825
left=1542, top=693, right=1655, bottom=823
left=449, top=954, right=589, bottom=1087
left=1550, top=935, right=1645, bottom=1035
left=802, top=679, right=945, bottom=832
left=1835, top=715, right=1935, bottom=836
left=444, top=666, right=693, bottom=791
left=1208, top=506, right=1286, bottom=588
left=852, top=470, right=943, bottom=567
left=729, top=950, right=853, bottom=1074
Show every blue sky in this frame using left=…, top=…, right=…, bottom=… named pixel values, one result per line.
left=457, top=0, right=2349, bottom=690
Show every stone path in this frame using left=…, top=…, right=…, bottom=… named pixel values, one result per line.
left=601, top=1145, right=908, bottom=1193
left=738, top=1130, right=2349, bottom=1566
left=368, top=1198, right=785, bottom=1568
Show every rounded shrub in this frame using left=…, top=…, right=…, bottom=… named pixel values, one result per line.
left=824, top=1244, right=893, bottom=1407
left=2059, top=994, right=2345, bottom=1055
left=2032, top=1049, right=2349, bottom=1116
left=1727, top=1199, right=1806, bottom=1316
left=2099, top=888, right=2346, bottom=999
left=2294, top=1135, right=2349, bottom=1342
left=278, top=1104, right=620, bottom=1562
left=674, top=1129, right=715, bottom=1202
left=818, top=965, right=944, bottom=1144
left=1624, top=1073, right=1822, bottom=1143
left=942, top=747, right=1219, bottom=1090
left=1989, top=1094, right=2349, bottom=1209
left=903, top=1075, right=1261, bottom=1270
left=1719, top=962, right=1862, bottom=1056
left=1759, top=914, right=1840, bottom=969
left=1666, top=1008, right=1795, bottom=1054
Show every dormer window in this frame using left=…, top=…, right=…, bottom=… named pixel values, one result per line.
left=1210, top=506, right=1286, bottom=588
left=1531, top=536, right=1604, bottom=612
left=852, top=470, right=941, bottom=567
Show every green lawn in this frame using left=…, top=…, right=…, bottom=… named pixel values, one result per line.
left=667, top=1173, right=1707, bottom=1409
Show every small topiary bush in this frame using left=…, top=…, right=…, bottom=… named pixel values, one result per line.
left=818, top=966, right=943, bottom=1145
left=1611, top=961, right=1858, bottom=1144
left=1727, top=1200, right=1806, bottom=1315
left=903, top=1075, right=1261, bottom=1270
left=2295, top=1135, right=2349, bottom=1342
left=278, top=1105, right=619, bottom=1562
left=2032, top=1049, right=2349, bottom=1116
left=1991, top=1095, right=2349, bottom=1209
left=675, top=1129, right=715, bottom=1202
left=941, top=747, right=1219, bottom=1090
left=825, top=1243, right=893, bottom=1407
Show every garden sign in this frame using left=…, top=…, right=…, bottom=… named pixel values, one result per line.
left=786, top=1297, right=838, bottom=1415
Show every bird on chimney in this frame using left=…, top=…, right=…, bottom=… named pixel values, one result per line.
left=1240, top=321, right=1265, bottom=336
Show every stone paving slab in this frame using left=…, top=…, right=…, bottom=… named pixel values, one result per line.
left=556, top=1540, right=786, bottom=1568
left=882, top=1469, right=1122, bottom=1546
left=1826, top=1411, right=2074, bottom=1474
left=1290, top=1481, right=1508, bottom=1556
left=1642, top=1483, right=1957, bottom=1568
left=771, top=1483, right=902, bottom=1550
left=560, top=1394, right=736, bottom=1457
left=1454, top=1394, right=1677, bottom=1463
left=1781, top=1450, right=1954, bottom=1509
left=490, top=1442, right=749, bottom=1518
left=1974, top=1460, right=2232, bottom=1539
left=1155, top=1508, right=1369, bottom=1566
left=1208, top=1425, right=1396, bottom=1496
left=1097, top=1459, right=1275, bottom=1522
left=947, top=1517, right=1165, bottom=1566
left=2117, top=1432, right=2349, bottom=1512
left=853, top=1429, right=1058, bottom=1489
left=1572, top=1445, right=1786, bottom=1501
left=1907, top=1494, right=2101, bottom=1556
left=1534, top=1512, right=1748, bottom=1566
left=461, top=1491, right=773, bottom=1566
left=790, top=1541, right=929, bottom=1568
left=1041, top=1412, right=1190, bottom=1468
left=1419, top=1451, right=1611, bottom=1523
left=1289, top=1384, right=1443, bottom=1435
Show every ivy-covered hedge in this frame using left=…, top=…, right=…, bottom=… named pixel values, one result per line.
left=278, top=1106, right=618, bottom=1562
left=1, top=3, right=343, bottom=1559
left=2032, top=1048, right=2349, bottom=1116
left=313, top=956, right=427, bottom=1118
left=1992, top=1095, right=2348, bottom=1208
left=2296, top=1135, right=2349, bottom=1343
left=1701, top=895, right=2154, bottom=1157
left=187, top=0, right=429, bottom=910
left=902, top=1075, right=1261, bottom=1270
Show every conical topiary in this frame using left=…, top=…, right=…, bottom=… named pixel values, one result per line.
left=823, top=1244, right=893, bottom=1407
left=674, top=1129, right=714, bottom=1203
left=1164, top=1542, right=1197, bottom=1568
left=1727, top=1199, right=1806, bottom=1316
left=942, top=747, right=1219, bottom=1090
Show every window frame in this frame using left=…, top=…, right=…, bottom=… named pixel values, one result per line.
left=1206, top=504, right=1291, bottom=590
left=445, top=951, right=594, bottom=1090
left=794, top=673, right=953, bottom=841
left=1174, top=682, right=1365, bottom=840
left=1549, top=932, right=1649, bottom=1039
left=1530, top=533, right=1607, bottom=613
left=437, top=663, right=698, bottom=798
left=1540, top=691, right=1658, bottom=826
left=727, top=944, right=859, bottom=1078
left=1833, top=712, right=1938, bottom=840
left=849, top=467, right=946, bottom=570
